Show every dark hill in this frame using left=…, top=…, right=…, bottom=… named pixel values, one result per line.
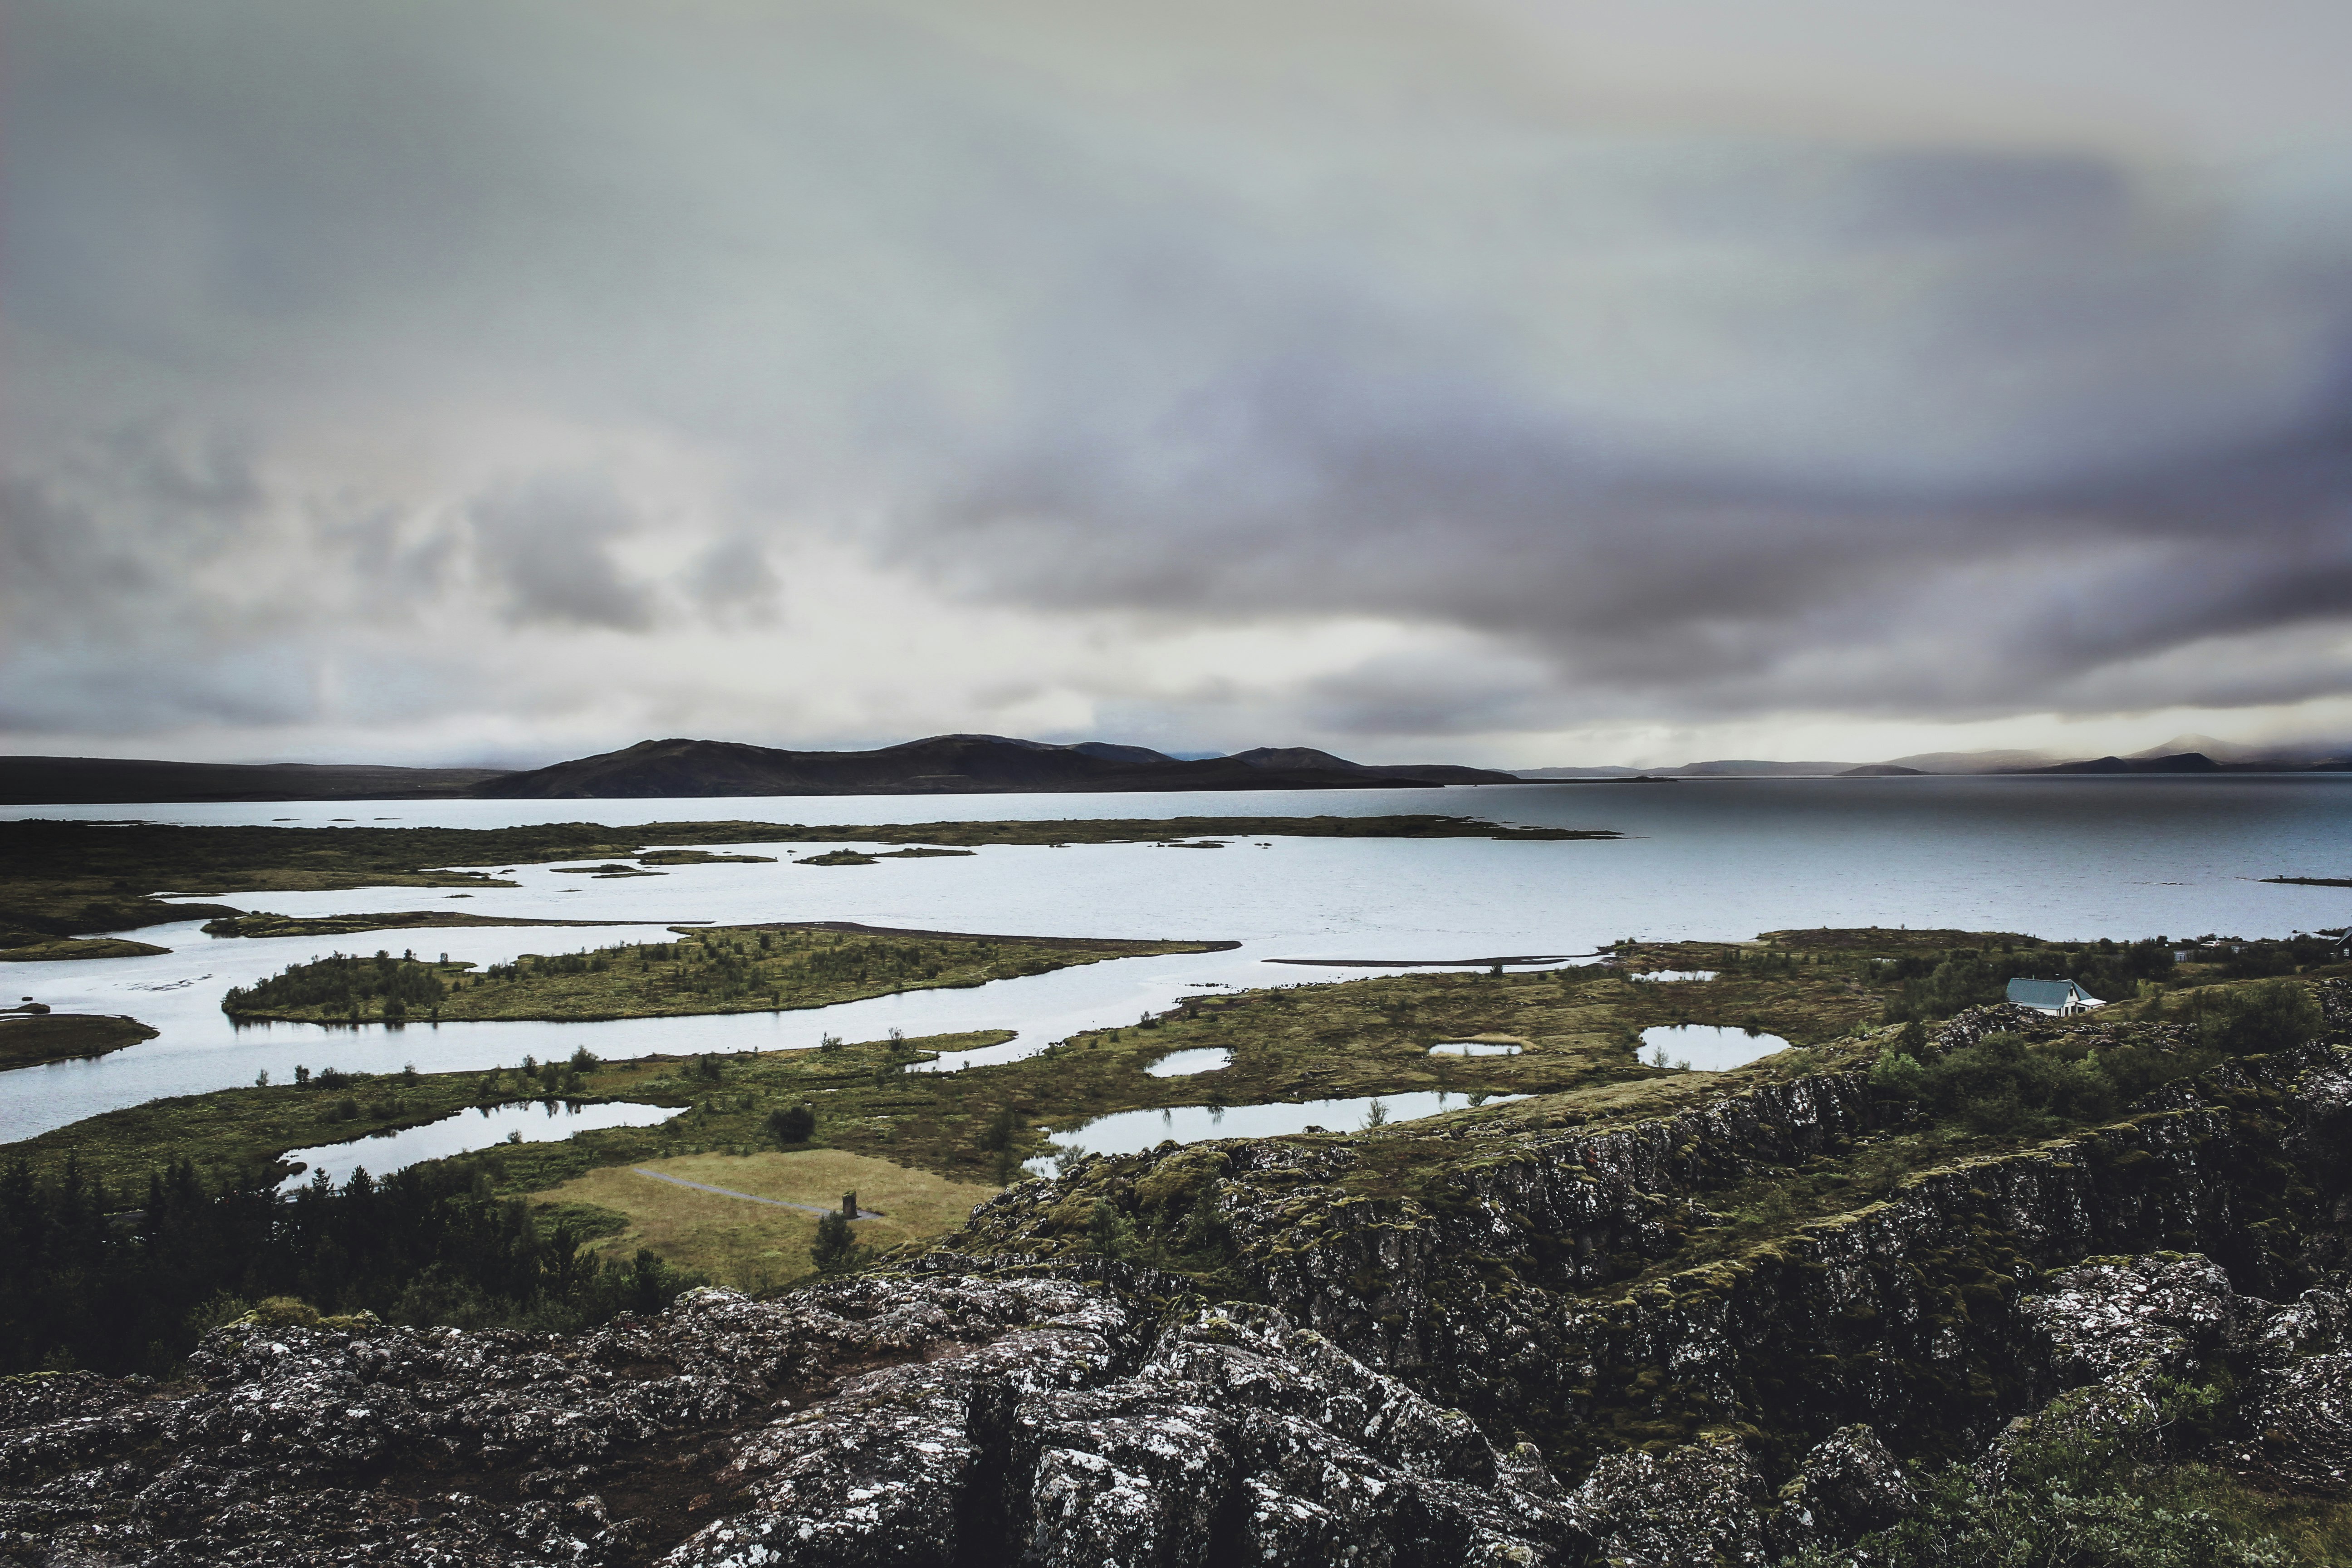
left=0, top=755, right=512, bottom=806
left=470, top=735, right=1520, bottom=799
left=1837, top=764, right=1926, bottom=777
left=1227, top=745, right=1510, bottom=786
left=2019, top=751, right=2222, bottom=775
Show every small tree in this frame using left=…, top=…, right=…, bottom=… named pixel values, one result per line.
left=976, top=1105, right=1018, bottom=1152
left=768, top=1102, right=816, bottom=1145
left=1086, top=1199, right=1134, bottom=1259
left=810, top=1210, right=861, bottom=1273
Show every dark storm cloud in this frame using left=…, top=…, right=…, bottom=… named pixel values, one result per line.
left=5, top=0, right=2352, bottom=751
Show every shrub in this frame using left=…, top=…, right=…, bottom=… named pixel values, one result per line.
left=1788, top=1465, right=2301, bottom=1567
left=1870, top=1048, right=1927, bottom=1101
left=975, top=1104, right=1017, bottom=1152
left=2192, top=981, right=2322, bottom=1057
left=1923, top=1031, right=2117, bottom=1136
left=767, top=1102, right=815, bottom=1145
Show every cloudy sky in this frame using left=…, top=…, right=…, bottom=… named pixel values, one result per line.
left=6, top=0, right=2352, bottom=769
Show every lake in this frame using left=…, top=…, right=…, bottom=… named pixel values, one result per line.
left=4, top=775, right=2345, bottom=1144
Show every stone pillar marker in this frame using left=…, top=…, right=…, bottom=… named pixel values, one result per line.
left=842, top=1191, right=858, bottom=1219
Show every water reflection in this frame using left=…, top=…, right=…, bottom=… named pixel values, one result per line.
left=277, top=1099, right=673, bottom=1191
left=1637, top=1024, right=1789, bottom=1072
left=1145, top=1048, right=1234, bottom=1076
left=1028, top=1088, right=1524, bottom=1171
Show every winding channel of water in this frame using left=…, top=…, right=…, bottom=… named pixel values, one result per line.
left=3, top=775, right=2344, bottom=1146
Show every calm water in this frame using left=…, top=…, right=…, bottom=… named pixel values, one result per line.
left=4, top=775, right=2346, bottom=1144
left=1639, top=1023, right=1794, bottom=1071
left=1145, top=1048, right=1235, bottom=1077
left=1027, top=1088, right=1527, bottom=1169
left=276, top=1099, right=675, bottom=1190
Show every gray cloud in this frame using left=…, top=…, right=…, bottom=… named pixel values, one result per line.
left=5, top=0, right=2352, bottom=757
left=467, top=475, right=657, bottom=633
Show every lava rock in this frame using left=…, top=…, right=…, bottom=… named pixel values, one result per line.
left=1768, top=1424, right=1916, bottom=1552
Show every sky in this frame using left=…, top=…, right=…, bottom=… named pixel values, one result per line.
left=5, top=0, right=2352, bottom=769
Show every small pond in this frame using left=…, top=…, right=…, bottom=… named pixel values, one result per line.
left=1145, top=1047, right=1234, bottom=1077
left=1027, top=1089, right=1525, bottom=1172
left=1428, top=1041, right=1522, bottom=1057
left=278, top=1099, right=676, bottom=1191
left=1629, top=970, right=1719, bottom=983
left=1637, top=1023, right=1790, bottom=1072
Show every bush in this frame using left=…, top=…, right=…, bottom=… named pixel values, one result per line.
left=1923, top=1031, right=2118, bottom=1136
left=2192, top=981, right=2322, bottom=1057
left=767, top=1102, right=815, bottom=1145
left=1872, top=1031, right=2188, bottom=1137
left=1789, top=1465, right=2301, bottom=1568
left=975, top=1104, right=1018, bottom=1153
left=1870, top=1048, right=1927, bottom=1101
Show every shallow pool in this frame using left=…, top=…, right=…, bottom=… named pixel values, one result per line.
left=1027, top=1088, right=1524, bottom=1171
left=1145, top=1047, right=1234, bottom=1077
left=1629, top=970, right=1719, bottom=983
left=1637, top=1023, right=1790, bottom=1071
left=278, top=1098, right=676, bottom=1191
left=1428, top=1041, right=1522, bottom=1056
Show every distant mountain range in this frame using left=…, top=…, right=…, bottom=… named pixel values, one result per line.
left=6, top=727, right=2347, bottom=806
left=1510, top=732, right=2352, bottom=780
left=0, top=755, right=510, bottom=806
left=473, top=736, right=1516, bottom=799
left=0, top=735, right=1519, bottom=805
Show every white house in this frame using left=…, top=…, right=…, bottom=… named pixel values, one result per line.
left=2006, top=977, right=2104, bottom=1016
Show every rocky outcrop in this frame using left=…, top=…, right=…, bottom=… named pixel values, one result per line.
left=14, top=1015, right=2351, bottom=1564
left=962, top=1035, right=2352, bottom=1476
left=0, top=1273, right=1590, bottom=1567
left=1766, top=1425, right=1915, bottom=1554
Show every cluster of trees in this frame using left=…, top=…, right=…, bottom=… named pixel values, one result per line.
left=1875, top=940, right=2177, bottom=1024
left=782, top=933, right=967, bottom=988
left=484, top=1048, right=599, bottom=1098
left=1871, top=980, right=2324, bottom=1137
left=0, top=1154, right=700, bottom=1377
left=2211, top=934, right=2345, bottom=980
left=482, top=950, right=610, bottom=980
left=222, top=950, right=451, bottom=1022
